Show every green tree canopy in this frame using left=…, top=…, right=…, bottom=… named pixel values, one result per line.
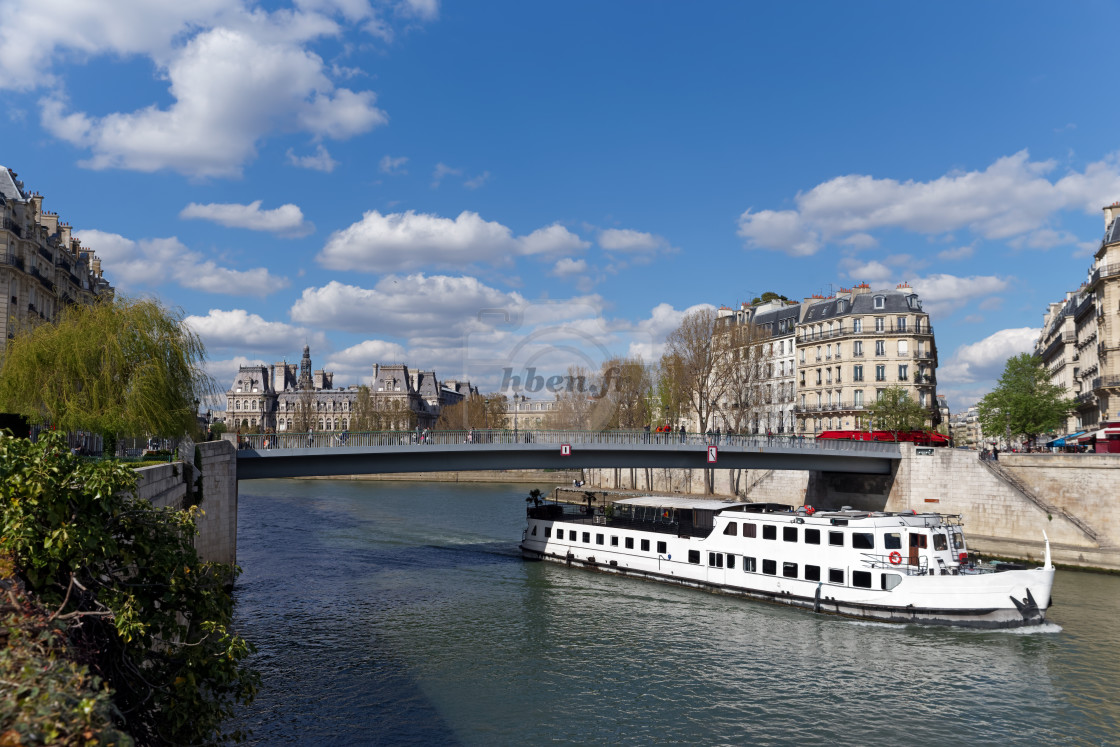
left=977, top=353, right=1074, bottom=442
left=751, top=291, right=790, bottom=305
left=0, top=432, right=258, bottom=743
left=865, top=386, right=929, bottom=438
left=0, top=297, right=213, bottom=439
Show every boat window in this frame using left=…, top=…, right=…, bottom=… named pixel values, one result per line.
left=688, top=550, right=700, bottom=564
left=625, top=537, right=634, bottom=549
left=641, top=539, right=650, bottom=552
left=723, top=522, right=738, bottom=536
left=545, top=527, right=551, bottom=538
left=570, top=530, right=578, bottom=541
left=611, top=536, right=619, bottom=547
left=727, top=555, right=736, bottom=570
left=763, top=525, right=777, bottom=540
left=783, top=527, right=798, bottom=542
left=762, top=559, right=777, bottom=575
left=910, top=534, right=928, bottom=549
left=884, top=532, right=901, bottom=550
left=829, top=568, right=844, bottom=584
left=744, top=523, right=757, bottom=538
left=531, top=526, right=538, bottom=536
left=804, top=529, right=820, bottom=545
left=596, top=534, right=604, bottom=545
left=881, top=573, right=902, bottom=591
left=744, top=556, right=757, bottom=572
left=933, top=534, right=948, bottom=551
left=852, top=533, right=875, bottom=550
left=782, top=562, right=798, bottom=578
left=828, top=531, right=844, bottom=547
left=805, top=565, right=821, bottom=581
left=953, top=532, right=965, bottom=551
left=657, top=541, right=667, bottom=554
left=709, top=552, right=724, bottom=568
left=582, top=532, right=591, bottom=543
left=852, top=571, right=872, bottom=588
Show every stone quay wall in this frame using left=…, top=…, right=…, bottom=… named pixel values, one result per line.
left=583, top=446, right=1120, bottom=571
left=133, top=440, right=237, bottom=566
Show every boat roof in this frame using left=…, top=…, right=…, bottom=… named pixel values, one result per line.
left=613, top=495, right=747, bottom=511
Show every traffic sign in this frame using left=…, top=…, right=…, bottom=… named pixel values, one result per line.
left=707, top=445, right=718, bottom=463
left=560, top=443, right=571, bottom=456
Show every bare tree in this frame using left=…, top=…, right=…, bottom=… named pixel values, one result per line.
left=662, top=307, right=729, bottom=433
left=553, top=365, right=615, bottom=430
left=598, top=357, right=653, bottom=429
left=717, top=319, right=772, bottom=434
left=351, top=385, right=376, bottom=431
left=293, top=387, right=317, bottom=432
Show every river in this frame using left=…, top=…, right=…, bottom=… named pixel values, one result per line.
left=230, top=479, right=1120, bottom=746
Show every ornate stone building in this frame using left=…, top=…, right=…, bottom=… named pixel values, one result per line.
left=794, top=283, right=939, bottom=433
left=1, top=166, right=113, bottom=352
left=224, top=346, right=477, bottom=432
left=1036, top=201, right=1120, bottom=431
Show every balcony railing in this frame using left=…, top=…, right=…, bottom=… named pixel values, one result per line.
left=794, top=402, right=867, bottom=413
left=797, top=325, right=934, bottom=344
left=37, top=246, right=52, bottom=262
left=1094, top=376, right=1120, bottom=390
left=1088, top=263, right=1120, bottom=287
left=2, top=217, right=22, bottom=238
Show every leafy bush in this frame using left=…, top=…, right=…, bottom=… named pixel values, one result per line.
left=0, top=432, right=258, bottom=745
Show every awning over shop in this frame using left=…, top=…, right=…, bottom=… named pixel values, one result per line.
left=1046, top=430, right=1087, bottom=446
left=1078, top=428, right=1120, bottom=443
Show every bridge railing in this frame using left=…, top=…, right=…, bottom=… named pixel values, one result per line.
left=234, top=429, right=901, bottom=454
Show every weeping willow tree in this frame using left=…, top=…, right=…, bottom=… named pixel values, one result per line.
left=0, top=296, right=213, bottom=439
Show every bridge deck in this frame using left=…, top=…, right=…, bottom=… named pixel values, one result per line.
left=231, top=431, right=901, bottom=480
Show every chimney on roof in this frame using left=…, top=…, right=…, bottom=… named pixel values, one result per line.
left=1105, top=201, right=1120, bottom=230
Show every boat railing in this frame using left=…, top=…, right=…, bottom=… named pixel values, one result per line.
left=860, top=552, right=930, bottom=576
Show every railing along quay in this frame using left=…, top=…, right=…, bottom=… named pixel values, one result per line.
left=234, top=429, right=901, bottom=455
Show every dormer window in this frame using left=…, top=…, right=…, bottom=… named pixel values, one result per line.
left=874, top=295, right=885, bottom=309
left=907, top=294, right=921, bottom=310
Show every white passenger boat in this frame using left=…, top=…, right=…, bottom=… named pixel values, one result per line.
left=520, top=496, right=1055, bottom=628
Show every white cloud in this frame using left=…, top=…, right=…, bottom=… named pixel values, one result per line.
left=35, top=21, right=387, bottom=177
left=938, top=327, right=1040, bottom=386
left=937, top=245, right=975, bottom=261
left=399, top=0, right=438, bottom=20
left=324, top=339, right=409, bottom=383
left=908, top=273, right=1009, bottom=318
left=464, top=171, right=491, bottom=189
left=626, top=302, right=714, bottom=361
left=431, top=162, right=461, bottom=188
left=551, top=258, right=587, bottom=278
left=598, top=228, right=672, bottom=254
left=75, top=228, right=289, bottom=296
left=180, top=200, right=313, bottom=236
left=287, top=144, right=338, bottom=172
left=738, top=150, right=1120, bottom=255
left=317, top=210, right=589, bottom=272
left=185, top=308, right=328, bottom=355
left=840, top=259, right=893, bottom=285
left=1007, top=228, right=1080, bottom=250
left=379, top=154, right=408, bottom=174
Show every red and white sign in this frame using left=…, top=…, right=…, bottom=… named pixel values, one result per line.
left=560, top=443, right=571, bottom=456
left=707, top=445, right=718, bottom=463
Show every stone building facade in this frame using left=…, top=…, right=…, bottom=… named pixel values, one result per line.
left=224, top=346, right=476, bottom=432
left=794, top=283, right=939, bottom=433
left=1, top=165, right=113, bottom=352
left=1035, top=201, right=1120, bottom=432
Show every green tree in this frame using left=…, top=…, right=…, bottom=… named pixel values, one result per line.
left=0, top=432, right=258, bottom=744
left=977, top=353, right=1074, bottom=444
left=0, top=297, right=212, bottom=440
left=750, top=291, right=790, bottom=305
left=865, top=386, right=929, bottom=439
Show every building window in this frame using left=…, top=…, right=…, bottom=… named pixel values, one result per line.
left=853, top=318, right=862, bottom=333
left=854, top=390, right=864, bottom=407
left=876, top=365, right=886, bottom=381
left=544, top=527, right=551, bottom=538
left=875, top=340, right=886, bottom=356
left=898, top=340, right=909, bottom=356
left=816, top=370, right=822, bottom=385
left=853, top=341, right=863, bottom=357
left=898, top=365, right=908, bottom=381
left=727, top=555, right=736, bottom=570
left=897, top=316, right=907, bottom=331
left=875, top=317, right=885, bottom=332
left=874, top=296, right=885, bottom=309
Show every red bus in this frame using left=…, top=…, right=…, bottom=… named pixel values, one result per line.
left=816, top=429, right=950, bottom=447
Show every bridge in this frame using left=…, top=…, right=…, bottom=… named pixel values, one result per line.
left=229, top=430, right=902, bottom=481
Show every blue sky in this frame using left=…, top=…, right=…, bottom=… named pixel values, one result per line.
left=2, top=1, right=1117, bottom=410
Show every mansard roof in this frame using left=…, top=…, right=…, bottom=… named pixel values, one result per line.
left=415, top=370, right=441, bottom=397
left=751, top=304, right=800, bottom=336
left=0, top=167, right=27, bottom=203
left=1107, top=217, right=1120, bottom=246
left=801, top=288, right=923, bottom=324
